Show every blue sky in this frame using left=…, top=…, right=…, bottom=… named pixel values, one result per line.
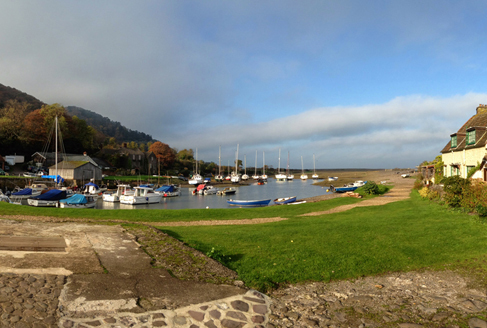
left=1, top=1, right=487, bottom=169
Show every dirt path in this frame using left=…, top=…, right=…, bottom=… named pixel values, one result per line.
left=301, top=172, right=414, bottom=217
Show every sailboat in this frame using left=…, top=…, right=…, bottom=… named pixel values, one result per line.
left=242, top=154, right=249, bottom=180
left=188, top=148, right=203, bottom=185
left=215, top=145, right=224, bottom=182
left=261, top=151, right=268, bottom=180
left=231, top=144, right=241, bottom=183
left=312, top=154, right=319, bottom=179
left=300, top=156, right=308, bottom=180
left=252, top=150, right=260, bottom=180
left=28, top=116, right=68, bottom=207
left=286, top=151, right=294, bottom=180
left=275, top=148, right=287, bottom=181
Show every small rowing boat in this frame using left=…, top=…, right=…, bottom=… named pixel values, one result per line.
left=273, top=196, right=297, bottom=205
left=227, top=199, right=271, bottom=207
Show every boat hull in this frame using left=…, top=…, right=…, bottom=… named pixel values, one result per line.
left=227, top=199, right=271, bottom=207
left=27, top=199, right=59, bottom=207
left=120, top=195, right=161, bottom=205
left=274, top=196, right=297, bottom=205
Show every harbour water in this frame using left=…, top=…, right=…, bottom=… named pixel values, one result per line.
left=97, top=179, right=332, bottom=210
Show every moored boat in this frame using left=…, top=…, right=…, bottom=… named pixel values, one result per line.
left=154, top=185, right=180, bottom=197
left=58, top=194, right=96, bottom=208
left=273, top=196, right=297, bottom=205
left=227, top=198, right=271, bottom=207
left=103, top=184, right=133, bottom=202
left=217, top=187, right=236, bottom=195
left=120, top=186, right=161, bottom=204
left=328, top=176, right=338, bottom=181
left=27, top=189, right=67, bottom=207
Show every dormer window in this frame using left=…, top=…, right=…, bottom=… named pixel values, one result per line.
left=466, top=129, right=476, bottom=145
left=451, top=135, right=457, bottom=148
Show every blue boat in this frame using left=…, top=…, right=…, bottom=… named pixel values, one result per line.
left=27, top=189, right=67, bottom=207
left=227, top=199, right=271, bottom=207
left=273, top=196, right=297, bottom=205
left=58, top=194, right=96, bottom=208
left=331, top=180, right=367, bottom=193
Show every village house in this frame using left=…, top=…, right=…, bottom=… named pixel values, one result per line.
left=97, top=146, right=158, bottom=175
left=441, top=104, right=487, bottom=181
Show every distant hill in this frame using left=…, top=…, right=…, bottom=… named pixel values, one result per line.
left=0, top=83, right=44, bottom=110
left=66, top=106, right=155, bottom=143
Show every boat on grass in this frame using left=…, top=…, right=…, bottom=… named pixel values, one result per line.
left=58, top=194, right=96, bottom=208
left=273, top=196, right=297, bottom=205
left=328, top=177, right=338, bottom=181
left=227, top=198, right=271, bottom=207
left=27, top=189, right=67, bottom=207
left=330, top=180, right=367, bottom=193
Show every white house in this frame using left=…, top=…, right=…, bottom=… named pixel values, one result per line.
left=441, top=104, right=487, bottom=180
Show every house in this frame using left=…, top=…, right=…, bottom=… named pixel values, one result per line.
left=97, top=147, right=157, bottom=175
left=48, top=161, right=102, bottom=182
left=441, top=104, right=487, bottom=181
left=32, top=152, right=99, bottom=169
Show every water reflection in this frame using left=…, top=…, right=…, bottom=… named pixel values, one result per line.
left=96, top=179, right=332, bottom=210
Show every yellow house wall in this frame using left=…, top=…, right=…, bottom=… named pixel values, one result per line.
left=442, top=147, right=485, bottom=179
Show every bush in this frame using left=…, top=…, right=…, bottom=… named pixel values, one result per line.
left=460, top=180, right=487, bottom=214
left=359, top=181, right=380, bottom=195
left=442, top=176, right=470, bottom=208
left=418, top=187, right=439, bottom=200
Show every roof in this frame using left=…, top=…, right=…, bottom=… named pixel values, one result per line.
left=33, top=152, right=100, bottom=167
left=48, top=161, right=92, bottom=170
left=441, top=105, right=487, bottom=153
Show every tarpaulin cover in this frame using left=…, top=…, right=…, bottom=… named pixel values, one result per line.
left=60, top=194, right=87, bottom=204
left=31, top=189, right=66, bottom=200
left=84, top=182, right=99, bottom=188
left=12, top=188, right=33, bottom=196
left=155, top=185, right=174, bottom=192
left=196, top=184, right=206, bottom=191
left=41, top=175, right=65, bottom=183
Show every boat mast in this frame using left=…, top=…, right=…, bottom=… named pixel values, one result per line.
left=55, top=116, right=58, bottom=181
left=235, top=144, right=239, bottom=173
left=313, top=153, right=316, bottom=174
left=278, top=148, right=281, bottom=174
left=287, top=151, right=290, bottom=175
left=218, top=145, right=221, bottom=176
left=263, top=151, right=265, bottom=175
left=244, top=154, right=246, bottom=175
left=301, top=156, right=304, bottom=174
left=255, top=150, right=257, bottom=176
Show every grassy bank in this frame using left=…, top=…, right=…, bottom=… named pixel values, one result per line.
left=2, top=188, right=487, bottom=293
left=159, top=192, right=487, bottom=291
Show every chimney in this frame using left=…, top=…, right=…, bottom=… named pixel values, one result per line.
left=477, top=104, right=487, bottom=115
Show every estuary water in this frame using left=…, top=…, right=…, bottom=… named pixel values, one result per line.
left=97, top=179, right=333, bottom=210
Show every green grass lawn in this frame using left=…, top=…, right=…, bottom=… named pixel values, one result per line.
left=158, top=192, right=487, bottom=291
left=2, top=191, right=487, bottom=292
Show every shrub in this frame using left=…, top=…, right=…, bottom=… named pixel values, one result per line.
left=442, top=176, right=470, bottom=208
left=418, top=187, right=439, bottom=200
left=359, top=181, right=380, bottom=195
left=460, top=180, right=487, bottom=214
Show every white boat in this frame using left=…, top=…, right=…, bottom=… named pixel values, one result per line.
left=154, top=185, right=180, bottom=197
left=252, top=150, right=260, bottom=180
left=203, top=185, right=219, bottom=195
left=103, top=184, right=132, bottom=202
left=120, top=186, right=162, bottom=205
left=27, top=189, right=68, bottom=207
left=215, top=145, right=224, bottom=182
left=312, top=154, right=319, bottom=179
left=58, top=194, right=96, bottom=208
left=261, top=151, right=268, bottom=180
left=300, top=156, right=308, bottom=180
left=0, top=191, right=11, bottom=203
left=328, top=176, right=338, bottom=181
left=275, top=148, right=287, bottom=181
left=230, top=144, right=241, bottom=183
left=189, top=148, right=203, bottom=185
left=286, top=152, right=294, bottom=180
left=242, top=154, right=249, bottom=180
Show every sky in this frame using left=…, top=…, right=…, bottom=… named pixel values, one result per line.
left=1, top=1, right=487, bottom=169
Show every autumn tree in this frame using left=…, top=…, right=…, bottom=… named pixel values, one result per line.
left=0, top=99, right=30, bottom=142
left=149, top=141, right=176, bottom=176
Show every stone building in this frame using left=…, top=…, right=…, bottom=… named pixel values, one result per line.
left=48, top=161, right=102, bottom=182
left=441, top=104, right=487, bottom=180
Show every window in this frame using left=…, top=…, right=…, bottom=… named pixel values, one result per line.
left=451, top=135, right=457, bottom=148
left=467, top=130, right=476, bottom=145
left=451, top=165, right=460, bottom=176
